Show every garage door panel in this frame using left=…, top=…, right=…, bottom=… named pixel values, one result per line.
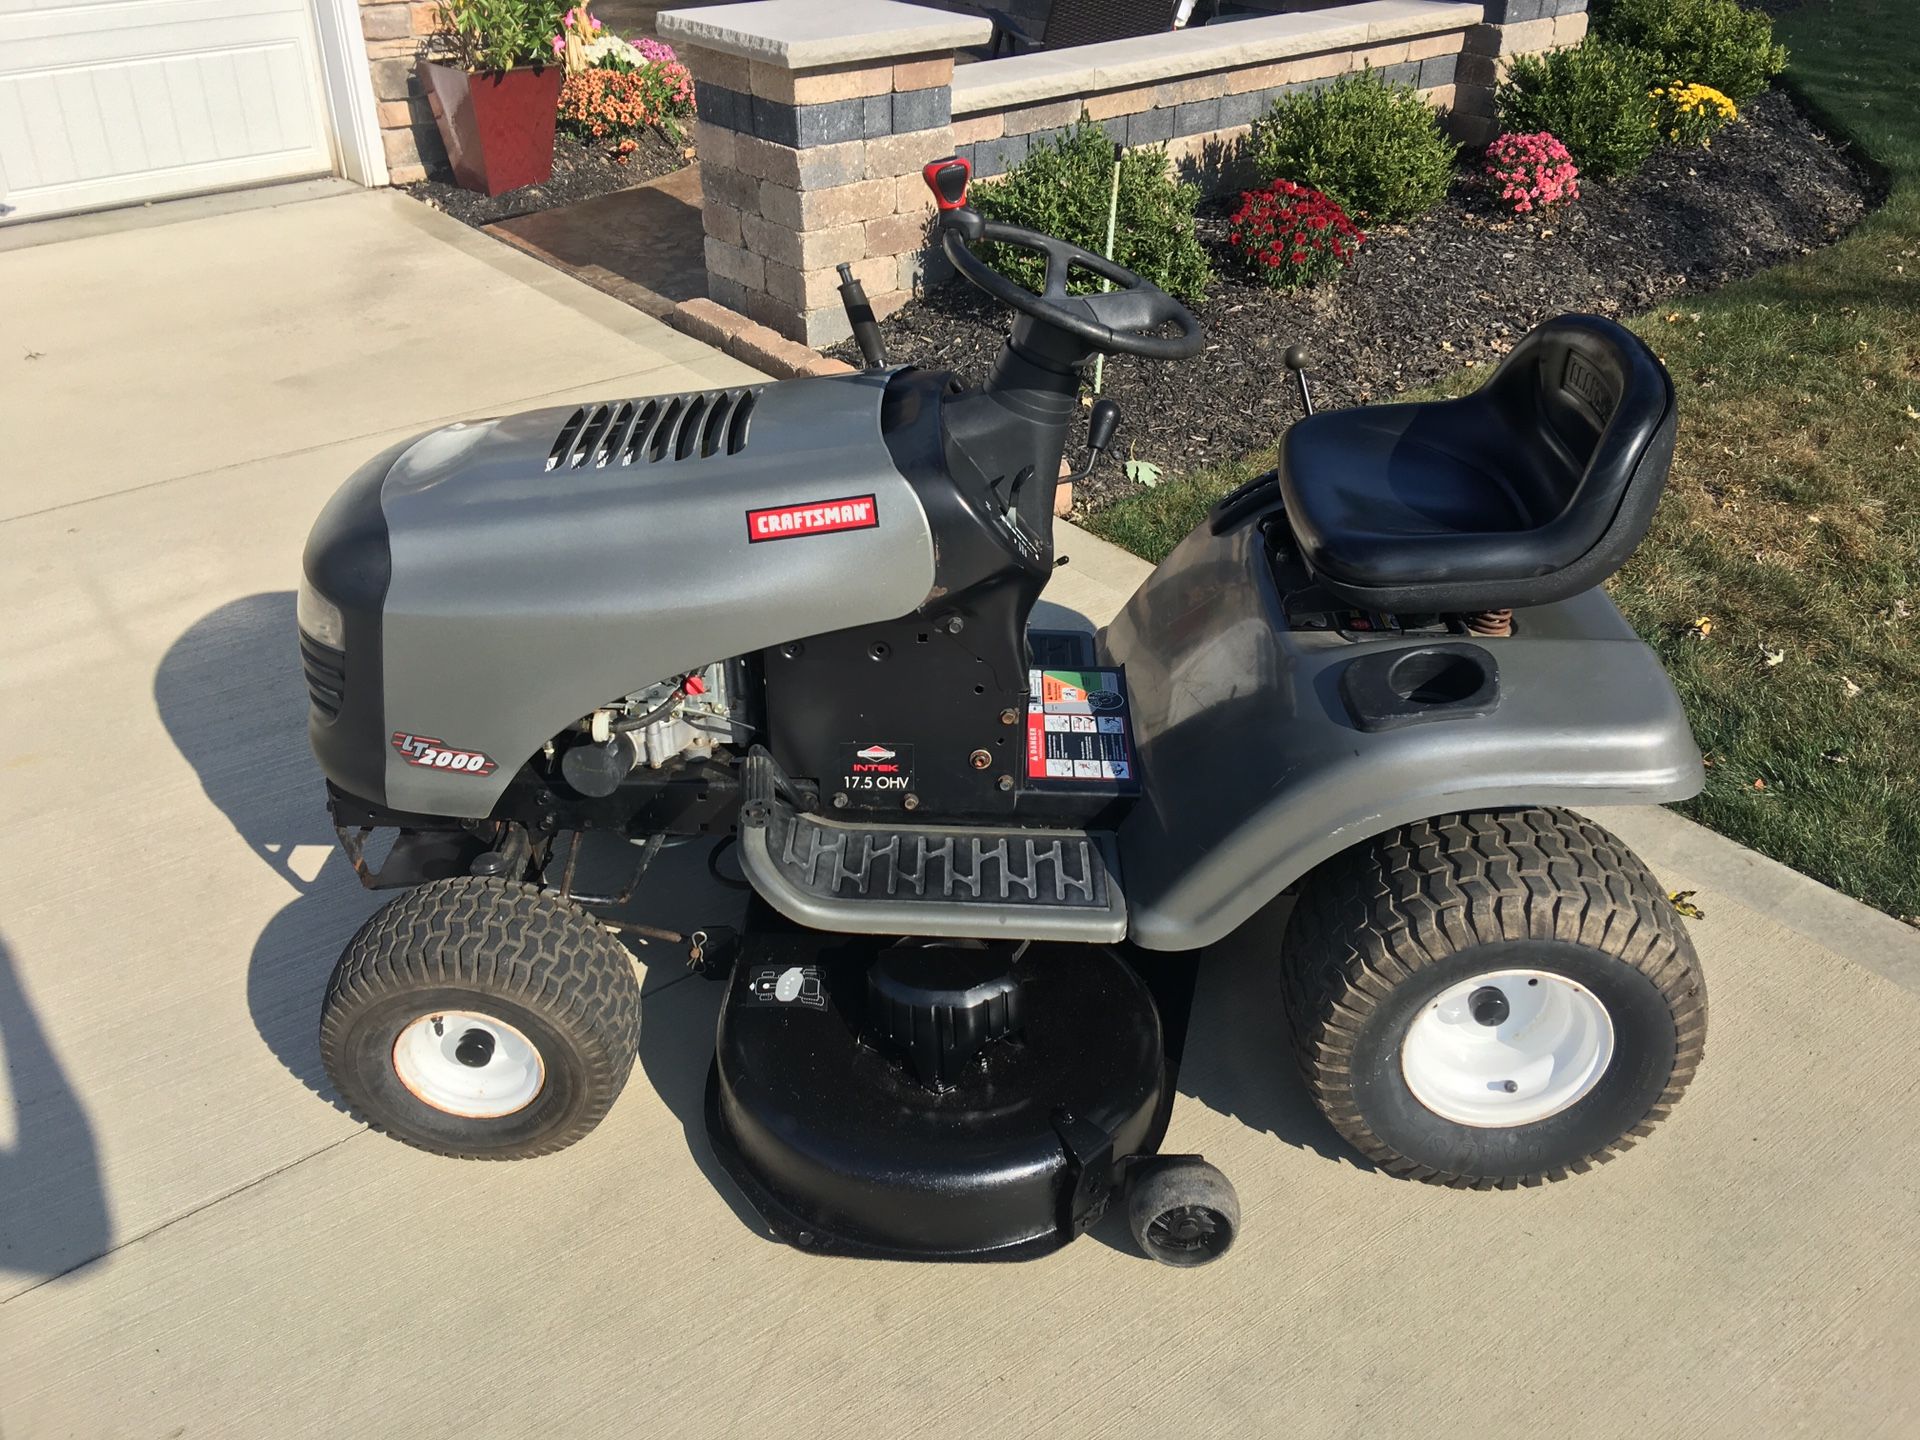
left=43, top=68, right=115, bottom=177
left=90, top=61, right=152, bottom=173
left=0, top=0, right=334, bottom=221
left=126, top=56, right=185, bottom=170
left=0, top=0, right=313, bottom=32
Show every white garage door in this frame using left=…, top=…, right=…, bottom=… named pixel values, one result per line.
left=0, top=0, right=337, bottom=223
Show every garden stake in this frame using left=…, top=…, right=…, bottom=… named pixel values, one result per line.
left=1092, top=142, right=1123, bottom=396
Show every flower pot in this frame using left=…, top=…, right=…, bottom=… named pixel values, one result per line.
left=419, top=59, right=564, bottom=197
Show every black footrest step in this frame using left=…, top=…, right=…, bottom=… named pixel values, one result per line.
left=738, top=752, right=1127, bottom=943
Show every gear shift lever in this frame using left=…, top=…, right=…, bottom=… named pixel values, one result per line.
left=1285, top=345, right=1315, bottom=417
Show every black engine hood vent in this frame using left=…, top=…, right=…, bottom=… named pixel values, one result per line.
left=545, top=385, right=762, bottom=472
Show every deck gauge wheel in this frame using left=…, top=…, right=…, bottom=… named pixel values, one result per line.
left=1126, top=1159, right=1240, bottom=1268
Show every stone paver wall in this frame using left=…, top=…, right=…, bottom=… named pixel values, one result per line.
left=954, top=0, right=1590, bottom=183
left=662, top=0, right=1590, bottom=347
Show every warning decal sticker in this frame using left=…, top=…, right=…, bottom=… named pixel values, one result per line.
left=746, top=494, right=878, bottom=543
left=1026, top=669, right=1135, bottom=786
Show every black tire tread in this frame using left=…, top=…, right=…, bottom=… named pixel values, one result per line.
left=1281, top=807, right=1706, bottom=1190
left=319, top=877, right=641, bottom=1159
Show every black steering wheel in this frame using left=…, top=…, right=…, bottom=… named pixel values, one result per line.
left=928, top=159, right=1205, bottom=362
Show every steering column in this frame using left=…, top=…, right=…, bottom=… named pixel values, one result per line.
left=923, top=155, right=1206, bottom=544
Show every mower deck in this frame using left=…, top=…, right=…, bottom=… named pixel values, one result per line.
left=705, top=925, right=1170, bottom=1260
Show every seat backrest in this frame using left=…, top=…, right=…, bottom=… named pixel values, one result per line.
left=1486, top=313, right=1677, bottom=577
left=1043, top=0, right=1181, bottom=45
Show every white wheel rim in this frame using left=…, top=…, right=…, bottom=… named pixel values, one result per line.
left=1400, top=969, right=1614, bottom=1128
left=392, top=1010, right=545, bottom=1119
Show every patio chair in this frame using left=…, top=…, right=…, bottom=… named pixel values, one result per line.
left=984, top=0, right=1185, bottom=56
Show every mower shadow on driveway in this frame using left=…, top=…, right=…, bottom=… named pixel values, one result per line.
left=154, top=592, right=381, bottom=1116
left=629, top=965, right=778, bottom=1242
left=599, top=841, right=777, bottom=1242
left=0, top=934, right=114, bottom=1288
left=1171, top=902, right=1373, bottom=1174
left=154, top=594, right=769, bottom=1232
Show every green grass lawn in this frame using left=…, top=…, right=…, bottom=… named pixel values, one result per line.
left=1092, top=0, right=1920, bottom=920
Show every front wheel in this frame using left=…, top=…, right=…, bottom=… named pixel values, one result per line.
left=1282, top=809, right=1706, bottom=1188
left=319, top=877, right=641, bottom=1160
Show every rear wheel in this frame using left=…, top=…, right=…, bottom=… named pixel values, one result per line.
left=319, top=877, right=641, bottom=1159
left=1281, top=809, right=1706, bottom=1188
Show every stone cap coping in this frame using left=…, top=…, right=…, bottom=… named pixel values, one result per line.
left=657, top=0, right=991, bottom=70
left=950, top=0, right=1483, bottom=113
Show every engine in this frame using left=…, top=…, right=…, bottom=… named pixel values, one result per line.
left=555, top=660, right=750, bottom=798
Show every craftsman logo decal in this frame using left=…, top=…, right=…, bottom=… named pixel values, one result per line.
left=746, top=494, right=878, bottom=543
left=392, top=732, right=498, bottom=776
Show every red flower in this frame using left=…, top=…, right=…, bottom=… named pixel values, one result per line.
left=1226, top=178, right=1363, bottom=291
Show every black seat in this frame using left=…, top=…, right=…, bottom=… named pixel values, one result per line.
left=1280, top=314, right=1676, bottom=613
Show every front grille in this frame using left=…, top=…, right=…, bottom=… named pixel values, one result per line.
left=300, top=631, right=347, bottom=721
left=545, top=386, right=761, bottom=472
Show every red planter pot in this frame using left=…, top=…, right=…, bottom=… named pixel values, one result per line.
left=419, top=60, right=564, bottom=196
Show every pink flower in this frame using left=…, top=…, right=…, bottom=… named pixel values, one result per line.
left=1483, top=131, right=1579, bottom=216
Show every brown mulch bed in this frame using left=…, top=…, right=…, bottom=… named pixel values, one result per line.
left=404, top=127, right=689, bottom=228
left=831, top=89, right=1874, bottom=512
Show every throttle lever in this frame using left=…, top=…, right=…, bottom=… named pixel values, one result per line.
left=1062, top=399, right=1120, bottom=487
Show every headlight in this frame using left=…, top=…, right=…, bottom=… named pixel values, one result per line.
left=297, top=576, right=347, bottom=650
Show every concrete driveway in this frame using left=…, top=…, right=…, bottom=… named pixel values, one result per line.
left=3, top=183, right=1919, bottom=1439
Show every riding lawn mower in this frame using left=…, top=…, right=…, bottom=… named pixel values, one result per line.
left=297, top=157, right=1707, bottom=1266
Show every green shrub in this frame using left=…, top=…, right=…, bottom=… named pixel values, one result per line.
left=969, top=119, right=1212, bottom=303
left=1248, top=70, right=1457, bottom=222
left=432, top=0, right=564, bottom=71
left=1597, top=0, right=1787, bottom=104
left=1498, top=38, right=1662, bottom=180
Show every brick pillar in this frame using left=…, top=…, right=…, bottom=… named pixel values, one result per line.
left=361, top=0, right=447, bottom=184
left=659, top=1, right=992, bottom=347
left=1455, top=0, right=1590, bottom=146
